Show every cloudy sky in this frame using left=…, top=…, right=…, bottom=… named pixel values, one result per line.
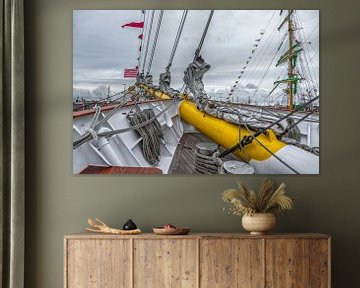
left=73, top=10, right=319, bottom=93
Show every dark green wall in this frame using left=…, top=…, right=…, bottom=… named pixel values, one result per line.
left=25, top=0, right=360, bottom=287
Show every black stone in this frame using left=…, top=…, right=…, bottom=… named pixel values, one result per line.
left=123, top=219, right=137, bottom=230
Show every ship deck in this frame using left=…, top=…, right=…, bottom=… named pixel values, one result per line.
left=168, top=132, right=239, bottom=174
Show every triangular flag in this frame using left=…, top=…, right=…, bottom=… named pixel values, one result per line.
left=122, top=21, right=144, bottom=29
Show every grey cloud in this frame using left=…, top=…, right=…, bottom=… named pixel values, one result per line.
left=73, top=10, right=319, bottom=92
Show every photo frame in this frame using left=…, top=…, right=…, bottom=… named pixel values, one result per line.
left=72, top=9, right=319, bottom=175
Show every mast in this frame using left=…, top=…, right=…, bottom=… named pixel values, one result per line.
left=287, top=10, right=295, bottom=110
left=275, top=10, right=300, bottom=111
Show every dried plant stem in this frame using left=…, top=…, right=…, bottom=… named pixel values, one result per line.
left=222, top=179, right=294, bottom=216
left=86, top=218, right=142, bottom=235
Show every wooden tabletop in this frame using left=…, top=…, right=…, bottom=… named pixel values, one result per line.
left=65, top=232, right=330, bottom=240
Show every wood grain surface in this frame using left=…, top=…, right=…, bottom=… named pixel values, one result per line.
left=265, top=239, right=310, bottom=287
left=200, top=239, right=264, bottom=288
left=64, top=233, right=330, bottom=288
left=65, top=239, right=131, bottom=288
left=309, top=239, right=330, bottom=288
left=133, top=239, right=198, bottom=288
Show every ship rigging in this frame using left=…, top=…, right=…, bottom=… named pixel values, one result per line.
left=73, top=10, right=319, bottom=174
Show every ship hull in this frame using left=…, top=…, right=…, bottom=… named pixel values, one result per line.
left=73, top=100, right=182, bottom=174
left=73, top=99, right=319, bottom=174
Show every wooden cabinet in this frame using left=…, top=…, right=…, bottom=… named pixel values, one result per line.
left=64, top=233, right=330, bottom=288
left=200, top=238, right=264, bottom=287
left=133, top=239, right=198, bottom=287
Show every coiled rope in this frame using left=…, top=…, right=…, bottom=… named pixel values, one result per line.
left=194, top=151, right=221, bottom=174
left=73, top=99, right=175, bottom=149
left=128, top=109, right=163, bottom=165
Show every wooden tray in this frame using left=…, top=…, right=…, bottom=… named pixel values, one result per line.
left=153, top=227, right=190, bottom=235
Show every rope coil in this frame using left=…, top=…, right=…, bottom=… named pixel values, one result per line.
left=128, top=109, right=163, bottom=165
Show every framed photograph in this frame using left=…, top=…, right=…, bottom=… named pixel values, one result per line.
left=72, top=10, right=319, bottom=175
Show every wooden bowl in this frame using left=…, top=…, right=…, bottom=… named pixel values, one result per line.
left=153, top=227, right=190, bottom=235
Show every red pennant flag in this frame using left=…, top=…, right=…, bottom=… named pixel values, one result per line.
left=121, top=21, right=144, bottom=29
left=138, top=34, right=143, bottom=39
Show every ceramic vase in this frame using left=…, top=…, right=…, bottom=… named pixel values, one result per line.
left=242, top=213, right=276, bottom=235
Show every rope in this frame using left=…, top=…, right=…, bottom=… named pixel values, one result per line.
left=73, top=89, right=143, bottom=148
left=247, top=34, right=288, bottom=105
left=167, top=10, right=188, bottom=70
left=278, top=111, right=313, bottom=139
left=235, top=15, right=283, bottom=97
left=194, top=10, right=214, bottom=59
left=137, top=10, right=146, bottom=71
left=73, top=89, right=131, bottom=112
left=146, top=10, right=164, bottom=75
left=195, top=153, right=220, bottom=174
left=194, top=150, right=222, bottom=174
left=89, top=106, right=102, bottom=131
left=73, top=99, right=176, bottom=149
left=218, top=95, right=319, bottom=158
left=282, top=137, right=319, bottom=156
left=243, top=121, right=300, bottom=174
left=96, top=100, right=174, bottom=137
left=73, top=99, right=130, bottom=149
left=227, top=11, right=276, bottom=98
left=262, top=95, right=319, bottom=132
left=141, top=10, right=155, bottom=73
left=248, top=39, right=284, bottom=104
left=128, top=109, right=163, bottom=165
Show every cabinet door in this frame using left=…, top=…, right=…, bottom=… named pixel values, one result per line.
left=309, top=239, right=330, bottom=288
left=266, top=239, right=309, bottom=288
left=200, top=239, right=264, bottom=288
left=66, top=239, right=131, bottom=288
left=133, top=239, right=198, bottom=288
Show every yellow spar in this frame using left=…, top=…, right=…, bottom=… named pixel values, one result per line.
left=179, top=100, right=286, bottom=162
left=139, top=83, right=286, bottom=163
left=139, top=84, right=172, bottom=100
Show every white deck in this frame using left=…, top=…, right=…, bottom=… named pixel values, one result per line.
left=73, top=100, right=183, bottom=174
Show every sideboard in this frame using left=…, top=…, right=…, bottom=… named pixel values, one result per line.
left=64, top=233, right=330, bottom=288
